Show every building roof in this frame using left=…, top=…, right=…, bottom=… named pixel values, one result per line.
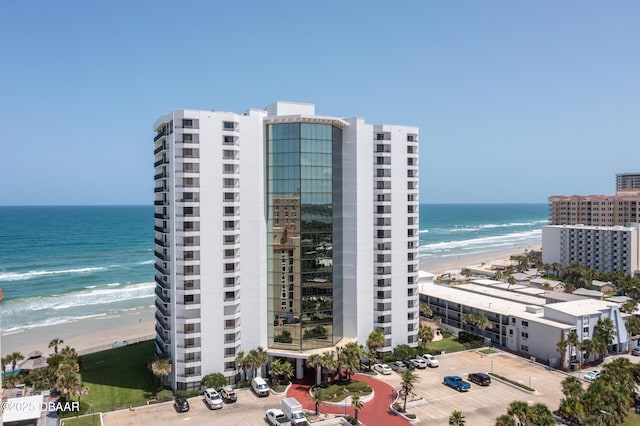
left=606, top=295, right=632, bottom=303
left=421, top=284, right=571, bottom=329
left=544, top=292, right=587, bottom=303
left=2, top=395, right=44, bottom=422
left=510, top=273, right=530, bottom=281
left=455, top=283, right=547, bottom=306
left=531, top=278, right=565, bottom=287
left=573, top=288, right=604, bottom=298
left=544, top=298, right=618, bottom=317
left=591, top=280, right=616, bottom=289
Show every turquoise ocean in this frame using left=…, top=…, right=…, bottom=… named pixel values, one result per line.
left=0, top=204, right=547, bottom=333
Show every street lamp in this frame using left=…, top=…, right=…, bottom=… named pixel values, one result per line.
left=599, top=409, right=612, bottom=426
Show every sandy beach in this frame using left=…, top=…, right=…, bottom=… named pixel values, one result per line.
left=420, top=244, right=542, bottom=276
left=1, top=307, right=155, bottom=358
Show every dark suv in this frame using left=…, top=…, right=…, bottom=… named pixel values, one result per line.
left=174, top=396, right=190, bottom=412
left=468, top=373, right=491, bottom=386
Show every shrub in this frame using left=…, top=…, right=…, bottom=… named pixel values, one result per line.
left=236, top=380, right=251, bottom=388
left=382, top=355, right=397, bottom=363
left=488, top=373, right=535, bottom=392
left=177, top=389, right=200, bottom=398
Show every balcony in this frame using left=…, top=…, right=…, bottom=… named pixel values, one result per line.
left=154, top=144, right=167, bottom=155
left=154, top=263, right=168, bottom=275
left=154, top=213, right=169, bottom=220
left=155, top=300, right=170, bottom=316
left=154, top=199, right=168, bottom=206
left=154, top=225, right=168, bottom=234
left=154, top=130, right=167, bottom=142
left=155, top=250, right=169, bottom=261
left=154, top=158, right=169, bottom=168
left=154, top=238, right=169, bottom=248
left=155, top=286, right=170, bottom=303
left=155, top=311, right=171, bottom=330
left=154, top=274, right=169, bottom=289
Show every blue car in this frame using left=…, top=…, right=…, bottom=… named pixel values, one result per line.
left=443, top=375, right=471, bottom=392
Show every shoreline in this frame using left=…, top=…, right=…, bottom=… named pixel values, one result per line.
left=420, top=244, right=541, bottom=275
left=1, top=307, right=155, bottom=357
left=1, top=246, right=540, bottom=358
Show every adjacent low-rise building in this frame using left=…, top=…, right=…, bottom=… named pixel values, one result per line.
left=420, top=280, right=629, bottom=368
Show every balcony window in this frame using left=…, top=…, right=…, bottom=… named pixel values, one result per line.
left=223, top=121, right=236, bottom=130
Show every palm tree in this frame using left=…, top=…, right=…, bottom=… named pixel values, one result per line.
left=625, top=315, right=640, bottom=340
left=351, top=395, right=364, bottom=424
left=449, top=410, right=465, bottom=425
left=566, top=330, right=580, bottom=364
left=418, top=326, right=434, bottom=351
left=235, top=350, right=251, bottom=381
left=150, top=357, right=171, bottom=390
left=74, top=386, right=89, bottom=405
left=495, top=414, right=516, bottom=426
left=580, top=338, right=595, bottom=365
left=1, top=356, right=7, bottom=375
left=311, top=386, right=323, bottom=415
left=321, top=351, right=337, bottom=383
left=60, top=346, right=78, bottom=360
left=270, top=359, right=285, bottom=384
left=622, top=299, right=638, bottom=314
left=49, top=338, right=64, bottom=355
left=594, top=318, right=616, bottom=358
left=252, top=346, right=268, bottom=378
left=307, top=354, right=324, bottom=385
left=343, top=342, right=365, bottom=380
left=55, top=369, right=81, bottom=401
left=556, top=335, right=569, bottom=371
left=400, top=368, right=419, bottom=412
left=475, top=314, right=492, bottom=339
left=419, top=303, right=432, bottom=318
left=506, top=400, right=530, bottom=425
left=271, top=359, right=293, bottom=385
left=6, top=352, right=24, bottom=374
left=507, top=276, right=516, bottom=290
left=366, top=328, right=385, bottom=356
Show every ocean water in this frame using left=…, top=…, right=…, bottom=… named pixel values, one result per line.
left=0, top=204, right=547, bottom=333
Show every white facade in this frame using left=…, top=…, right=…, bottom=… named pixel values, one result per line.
left=153, top=102, right=419, bottom=390
left=542, top=224, right=640, bottom=275
left=421, top=283, right=629, bottom=368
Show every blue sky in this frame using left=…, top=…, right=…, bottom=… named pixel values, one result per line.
left=1, top=1, right=638, bottom=205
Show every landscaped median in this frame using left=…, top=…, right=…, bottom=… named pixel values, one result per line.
left=488, top=372, right=537, bottom=394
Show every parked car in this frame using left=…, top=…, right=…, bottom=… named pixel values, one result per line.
left=174, top=396, right=189, bottom=413
left=266, top=408, right=292, bottom=426
left=443, top=375, right=471, bottom=392
left=219, top=387, right=237, bottom=402
left=390, top=361, right=408, bottom=372
left=418, top=353, right=440, bottom=367
left=408, top=358, right=427, bottom=369
left=468, top=372, right=491, bottom=386
left=584, top=370, right=600, bottom=382
left=252, top=376, right=271, bottom=397
left=203, top=388, right=223, bottom=409
left=632, top=348, right=640, bottom=356
left=374, top=363, right=393, bottom=375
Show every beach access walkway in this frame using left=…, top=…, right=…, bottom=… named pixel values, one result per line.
left=285, top=373, right=410, bottom=426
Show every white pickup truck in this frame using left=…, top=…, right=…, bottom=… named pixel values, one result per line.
left=266, top=408, right=291, bottom=426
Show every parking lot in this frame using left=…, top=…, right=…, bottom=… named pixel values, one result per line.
left=376, top=350, right=568, bottom=426
left=102, top=350, right=571, bottom=426
left=102, top=387, right=285, bottom=426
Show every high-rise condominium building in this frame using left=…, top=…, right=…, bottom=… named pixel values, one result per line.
left=153, top=101, right=420, bottom=390
left=617, top=173, right=640, bottom=191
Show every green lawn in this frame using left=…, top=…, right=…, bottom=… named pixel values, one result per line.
left=479, top=348, right=498, bottom=355
left=77, top=340, right=158, bottom=413
left=623, top=409, right=640, bottom=426
left=425, top=329, right=484, bottom=354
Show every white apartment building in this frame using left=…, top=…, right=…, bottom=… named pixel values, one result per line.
left=153, top=101, right=419, bottom=390
left=542, top=224, right=640, bottom=275
left=420, top=281, right=629, bottom=368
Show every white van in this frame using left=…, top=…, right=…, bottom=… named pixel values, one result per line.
left=251, top=376, right=270, bottom=397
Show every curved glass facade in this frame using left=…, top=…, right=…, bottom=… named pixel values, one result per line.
left=267, top=122, right=342, bottom=350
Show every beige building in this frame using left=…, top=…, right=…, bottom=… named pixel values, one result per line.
left=617, top=173, right=640, bottom=191
left=549, top=190, right=640, bottom=226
